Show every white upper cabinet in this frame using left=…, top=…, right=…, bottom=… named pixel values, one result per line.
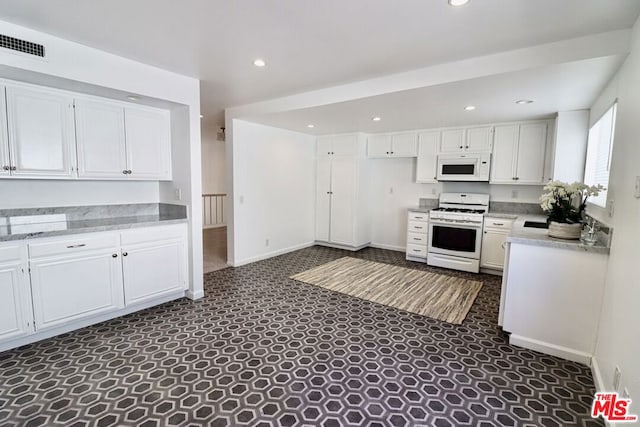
left=490, top=122, right=547, bottom=185
left=317, top=134, right=359, bottom=157
left=75, top=98, right=128, bottom=179
left=0, top=86, right=9, bottom=176
left=367, top=132, right=417, bottom=158
left=439, top=129, right=465, bottom=153
left=5, top=85, right=75, bottom=178
left=124, top=107, right=172, bottom=180
left=416, top=131, right=440, bottom=183
left=440, top=127, right=492, bottom=153
left=466, top=126, right=493, bottom=152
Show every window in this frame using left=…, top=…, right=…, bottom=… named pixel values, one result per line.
left=584, top=102, right=617, bottom=207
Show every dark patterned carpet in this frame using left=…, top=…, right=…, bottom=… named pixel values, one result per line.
left=0, top=246, right=602, bottom=426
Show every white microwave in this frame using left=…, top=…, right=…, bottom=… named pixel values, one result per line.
left=436, top=152, right=491, bottom=182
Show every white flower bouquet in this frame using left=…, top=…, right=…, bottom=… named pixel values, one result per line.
left=539, top=181, right=604, bottom=224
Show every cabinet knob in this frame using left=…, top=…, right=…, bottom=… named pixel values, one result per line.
left=390, top=151, right=394, bottom=154
left=112, top=253, right=118, bottom=258
left=2, top=165, right=9, bottom=171
left=122, top=252, right=128, bottom=257
left=10, top=166, right=16, bottom=171
left=459, top=146, right=463, bottom=149
left=465, top=146, right=469, bottom=149
left=123, top=170, right=128, bottom=175
left=515, top=177, right=519, bottom=180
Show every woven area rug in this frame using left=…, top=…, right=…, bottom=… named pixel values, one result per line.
left=290, top=257, right=483, bottom=324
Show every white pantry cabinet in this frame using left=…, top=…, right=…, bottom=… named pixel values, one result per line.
left=0, top=244, right=34, bottom=342
left=28, top=234, right=125, bottom=331
left=316, top=134, right=370, bottom=249
left=491, top=122, right=548, bottom=185
left=439, top=126, right=493, bottom=153
left=75, top=99, right=172, bottom=180
left=5, top=85, right=76, bottom=178
left=121, top=225, right=187, bottom=305
left=480, top=217, right=515, bottom=272
left=367, top=132, right=417, bottom=158
left=415, top=131, right=440, bottom=183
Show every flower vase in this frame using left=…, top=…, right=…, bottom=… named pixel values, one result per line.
left=547, top=221, right=582, bottom=240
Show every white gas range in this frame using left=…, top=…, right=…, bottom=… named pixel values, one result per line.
left=427, top=193, right=489, bottom=273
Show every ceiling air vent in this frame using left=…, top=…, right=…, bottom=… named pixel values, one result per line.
left=0, top=34, right=45, bottom=57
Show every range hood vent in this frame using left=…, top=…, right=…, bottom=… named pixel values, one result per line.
left=0, top=34, right=45, bottom=58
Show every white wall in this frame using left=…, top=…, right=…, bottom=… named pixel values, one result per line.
left=0, top=180, right=158, bottom=209
left=201, top=135, right=226, bottom=194
left=588, top=16, right=640, bottom=405
left=230, top=120, right=315, bottom=265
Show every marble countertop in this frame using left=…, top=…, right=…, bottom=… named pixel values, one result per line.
left=408, top=207, right=432, bottom=214
left=0, top=208, right=187, bottom=242
left=506, top=214, right=610, bottom=254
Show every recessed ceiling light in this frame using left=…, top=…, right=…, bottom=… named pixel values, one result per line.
left=307, top=124, right=315, bottom=128
left=516, top=99, right=534, bottom=105
left=127, top=95, right=139, bottom=101
left=372, top=116, right=382, bottom=122
left=253, top=58, right=266, bottom=67
left=464, top=105, right=476, bottom=111
left=448, top=0, right=470, bottom=6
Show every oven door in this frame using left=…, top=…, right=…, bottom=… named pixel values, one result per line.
left=428, top=220, right=481, bottom=259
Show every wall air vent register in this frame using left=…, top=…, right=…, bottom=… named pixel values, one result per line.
left=0, top=34, right=45, bottom=57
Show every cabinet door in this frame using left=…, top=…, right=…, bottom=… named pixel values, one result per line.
left=329, top=157, right=356, bottom=246
left=516, top=123, right=547, bottom=184
left=391, top=132, right=418, bottom=157
left=466, top=126, right=493, bottom=152
left=315, top=158, right=332, bottom=242
left=0, top=86, right=10, bottom=177
left=121, top=240, right=186, bottom=306
left=440, top=129, right=465, bottom=153
left=124, top=107, right=171, bottom=180
left=480, top=231, right=509, bottom=270
left=75, top=99, right=127, bottom=179
left=367, top=134, right=391, bottom=158
left=30, top=250, right=124, bottom=330
left=416, top=131, right=440, bottom=183
left=6, top=86, right=75, bottom=178
left=332, top=134, right=358, bottom=156
left=490, top=125, right=519, bottom=184
left=0, top=261, right=33, bottom=342
left=317, top=136, right=333, bottom=157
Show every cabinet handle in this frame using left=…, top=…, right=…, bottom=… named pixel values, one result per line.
left=112, top=254, right=118, bottom=258
left=413, top=249, right=421, bottom=253
left=515, top=177, right=519, bottom=180
left=413, top=238, right=421, bottom=241
left=465, top=146, right=469, bottom=149
left=2, top=165, right=9, bottom=171
left=123, top=170, right=128, bottom=175
left=414, top=226, right=423, bottom=229
left=66, top=244, right=86, bottom=249
left=459, top=145, right=463, bottom=149
left=10, top=166, right=16, bottom=171
left=122, top=252, right=128, bottom=257
left=390, top=151, right=394, bottom=154
left=493, top=223, right=504, bottom=226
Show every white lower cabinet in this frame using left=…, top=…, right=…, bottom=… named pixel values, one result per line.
left=0, top=244, right=34, bottom=341
left=121, top=226, right=187, bottom=305
left=0, top=223, right=188, bottom=350
left=480, top=218, right=515, bottom=272
left=406, top=211, right=429, bottom=262
left=29, top=234, right=124, bottom=331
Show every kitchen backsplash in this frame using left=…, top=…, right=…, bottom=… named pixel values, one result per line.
left=489, top=201, right=544, bottom=215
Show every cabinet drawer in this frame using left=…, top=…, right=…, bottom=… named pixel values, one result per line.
left=407, top=232, right=428, bottom=246
left=408, top=221, right=428, bottom=233
left=484, top=218, right=515, bottom=230
left=29, top=234, right=119, bottom=259
left=406, top=244, right=427, bottom=258
left=408, top=211, right=429, bottom=222
left=121, top=223, right=187, bottom=246
left=0, top=244, right=23, bottom=263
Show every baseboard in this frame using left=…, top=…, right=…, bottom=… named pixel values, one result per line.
left=369, top=242, right=405, bottom=252
left=231, top=241, right=315, bottom=267
left=186, top=289, right=205, bottom=300
left=591, top=357, right=614, bottom=427
left=508, top=334, right=592, bottom=365
left=480, top=267, right=503, bottom=276
left=314, top=241, right=370, bottom=251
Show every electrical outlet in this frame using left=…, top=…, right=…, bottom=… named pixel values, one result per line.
left=389, top=187, right=394, bottom=195
left=613, top=365, right=622, bottom=391
left=174, top=188, right=182, bottom=201
left=511, top=190, right=518, bottom=199
left=265, top=238, right=270, bottom=247
left=608, top=200, right=615, bottom=217
left=635, top=176, right=640, bottom=198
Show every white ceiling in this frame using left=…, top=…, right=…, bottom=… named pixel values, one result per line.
left=0, top=0, right=639, bottom=132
